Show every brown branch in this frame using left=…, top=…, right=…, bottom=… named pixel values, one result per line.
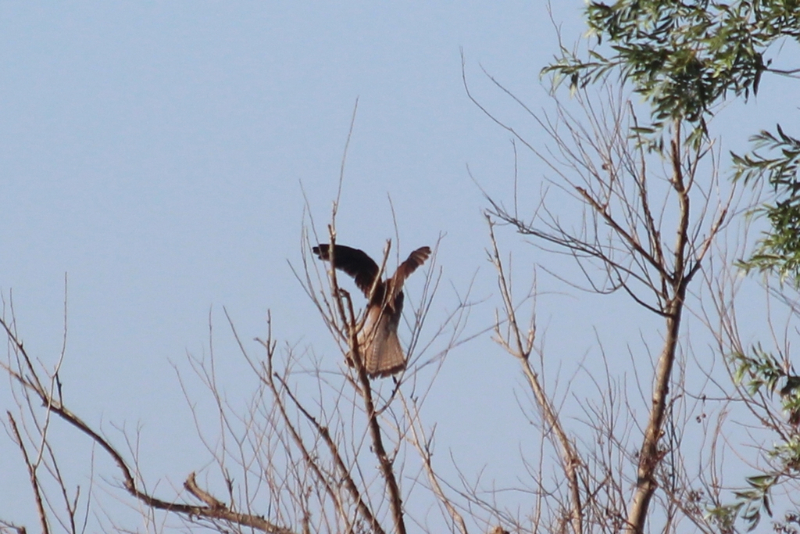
left=0, top=518, right=28, bottom=534
left=343, top=293, right=407, bottom=534
left=184, top=472, right=225, bottom=509
left=250, top=312, right=356, bottom=533
left=575, top=186, right=674, bottom=286
left=626, top=122, right=689, bottom=534
left=318, top=223, right=405, bottom=532
left=1, top=316, right=295, bottom=534
left=402, top=395, right=468, bottom=534
left=487, top=216, right=584, bottom=534
left=7, top=412, right=49, bottom=534
left=273, top=371, right=385, bottom=534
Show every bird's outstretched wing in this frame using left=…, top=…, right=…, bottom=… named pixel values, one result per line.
left=388, top=246, right=431, bottom=301
left=313, top=244, right=380, bottom=297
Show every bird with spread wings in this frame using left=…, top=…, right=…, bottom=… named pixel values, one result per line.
left=313, top=243, right=431, bottom=377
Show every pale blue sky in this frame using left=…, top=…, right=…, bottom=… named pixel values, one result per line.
left=1, top=2, right=797, bottom=531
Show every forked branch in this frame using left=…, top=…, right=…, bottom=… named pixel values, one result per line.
left=487, top=216, right=584, bottom=534
left=0, top=315, right=295, bottom=534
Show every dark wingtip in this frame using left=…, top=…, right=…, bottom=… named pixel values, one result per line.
left=412, top=246, right=432, bottom=263
left=312, top=244, right=329, bottom=259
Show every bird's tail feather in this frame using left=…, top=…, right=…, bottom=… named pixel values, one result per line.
left=346, top=322, right=406, bottom=378
left=364, top=329, right=406, bottom=377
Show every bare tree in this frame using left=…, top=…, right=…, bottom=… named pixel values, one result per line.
left=696, top=229, right=800, bottom=532
left=0, top=200, right=479, bottom=534
left=467, top=66, right=739, bottom=532
left=0, top=73, right=756, bottom=534
left=3, top=11, right=785, bottom=534
left=0, top=97, right=487, bottom=534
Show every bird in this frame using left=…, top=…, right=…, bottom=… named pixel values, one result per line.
left=312, top=243, right=431, bottom=377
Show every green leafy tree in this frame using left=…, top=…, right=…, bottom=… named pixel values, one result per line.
left=543, top=0, right=800, bottom=531
left=548, top=0, right=798, bottom=137
left=4, top=2, right=800, bottom=534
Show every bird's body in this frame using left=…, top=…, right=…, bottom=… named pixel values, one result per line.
left=312, top=243, right=431, bottom=377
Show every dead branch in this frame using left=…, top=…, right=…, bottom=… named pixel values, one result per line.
left=1, top=315, right=296, bottom=534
